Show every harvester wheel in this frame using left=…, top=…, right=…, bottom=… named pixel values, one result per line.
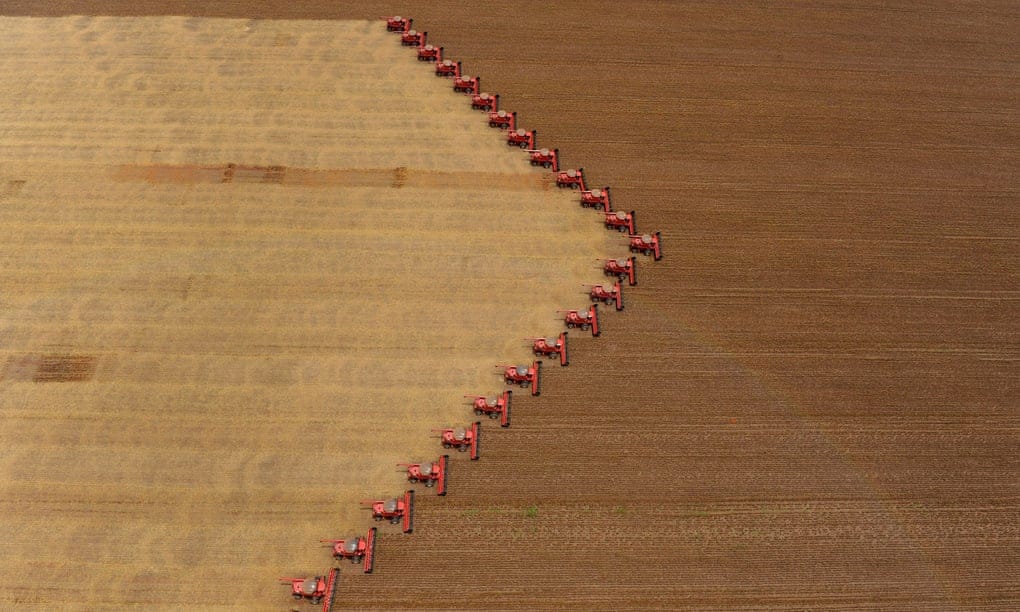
left=489, top=413, right=498, bottom=419
left=425, top=480, right=434, bottom=487
left=293, top=594, right=303, bottom=600
left=474, top=409, right=484, bottom=416
left=458, top=446, right=467, bottom=452
left=443, top=442, right=451, bottom=449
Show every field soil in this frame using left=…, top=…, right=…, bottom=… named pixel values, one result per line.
left=2, top=1, right=1018, bottom=610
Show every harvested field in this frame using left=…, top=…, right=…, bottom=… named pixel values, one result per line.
left=2, top=1, right=1019, bottom=610
left=0, top=15, right=614, bottom=608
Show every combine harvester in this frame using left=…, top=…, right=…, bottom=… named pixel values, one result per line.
left=280, top=567, right=339, bottom=609
left=500, top=361, right=541, bottom=396
left=466, top=391, right=512, bottom=427
left=587, top=281, right=624, bottom=311
left=528, top=148, right=559, bottom=170
left=471, top=92, right=499, bottom=112
left=453, top=73, right=480, bottom=94
left=560, top=305, right=600, bottom=337
left=400, top=456, right=450, bottom=495
left=384, top=15, right=411, bottom=32
left=436, top=423, right=481, bottom=460
left=362, top=491, right=415, bottom=534
left=581, top=187, right=612, bottom=211
left=531, top=333, right=569, bottom=366
left=602, top=257, right=637, bottom=286
left=435, top=58, right=460, bottom=77
left=488, top=109, right=516, bottom=129
left=605, top=210, right=636, bottom=234
left=401, top=29, right=425, bottom=46
left=508, top=127, right=536, bottom=149
left=417, top=43, right=443, bottom=62
left=629, top=232, right=663, bottom=261
left=320, top=528, right=377, bottom=574
left=556, top=167, right=586, bottom=190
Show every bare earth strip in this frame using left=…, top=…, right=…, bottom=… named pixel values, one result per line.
left=0, top=16, right=615, bottom=609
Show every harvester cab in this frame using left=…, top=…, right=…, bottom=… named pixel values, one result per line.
left=466, top=390, right=512, bottom=427
left=605, top=210, right=636, bottom=234
left=559, top=304, right=600, bottom=337
left=556, top=167, right=586, bottom=190
left=581, top=187, right=612, bottom=211
left=531, top=332, right=569, bottom=366
left=508, top=127, right=536, bottom=149
left=628, top=232, right=663, bottom=261
left=587, top=281, right=624, bottom=311
left=602, top=257, right=637, bottom=286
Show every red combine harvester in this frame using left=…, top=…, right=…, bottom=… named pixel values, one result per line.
left=501, top=361, right=541, bottom=396
left=384, top=16, right=411, bottom=32
left=471, top=92, right=498, bottom=111
left=527, top=148, right=559, bottom=171
left=605, top=210, right=636, bottom=234
left=435, top=58, right=460, bottom=77
left=465, top=390, right=512, bottom=427
left=556, top=168, right=586, bottom=190
left=280, top=567, right=339, bottom=610
left=602, top=257, right=637, bottom=286
left=507, top=127, right=536, bottom=149
left=629, top=232, right=663, bottom=261
left=581, top=187, right=612, bottom=211
left=362, top=490, right=415, bottom=533
left=560, top=305, right=600, bottom=337
left=436, top=422, right=480, bottom=460
left=401, top=29, right=425, bottom=46
left=588, top=281, right=624, bottom=311
left=417, top=44, right=442, bottom=62
left=320, top=528, right=377, bottom=574
left=531, top=332, right=569, bottom=366
left=488, top=110, right=516, bottom=129
left=400, top=456, right=449, bottom=495
left=453, top=74, right=479, bottom=94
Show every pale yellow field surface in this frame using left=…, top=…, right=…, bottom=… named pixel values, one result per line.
left=0, top=16, right=616, bottom=608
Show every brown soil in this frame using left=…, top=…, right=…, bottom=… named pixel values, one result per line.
left=2, top=1, right=1018, bottom=610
